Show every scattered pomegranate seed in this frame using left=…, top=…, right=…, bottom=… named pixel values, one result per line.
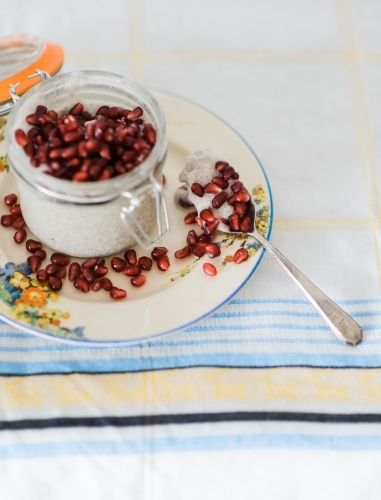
left=212, top=191, right=229, bottom=209
left=27, top=255, right=41, bottom=273
left=111, top=257, right=126, bottom=272
left=1, top=215, right=14, bottom=227
left=174, top=246, right=192, bottom=259
left=51, top=253, right=70, bottom=267
left=215, top=161, right=229, bottom=172
left=234, top=248, right=249, bottom=264
left=124, top=249, right=137, bottom=265
left=151, top=247, right=168, bottom=261
left=74, top=276, right=90, bottom=293
left=36, top=269, right=48, bottom=282
left=55, top=268, right=67, bottom=280
left=123, top=265, right=141, bottom=277
left=157, top=255, right=170, bottom=271
left=46, top=263, right=59, bottom=275
left=138, top=256, right=152, bottom=271
left=184, top=211, right=198, bottom=224
left=110, top=287, right=127, bottom=299
left=92, top=280, right=102, bottom=291
left=82, top=268, right=95, bottom=284
left=94, top=266, right=108, bottom=278
left=131, top=275, right=147, bottom=287
left=68, top=262, right=81, bottom=281
left=221, top=166, right=235, bottom=180
left=4, top=194, right=17, bottom=207
left=204, top=183, right=222, bottom=195
left=14, top=229, right=26, bottom=244
left=100, top=277, right=113, bottom=291
left=212, top=176, right=229, bottom=189
left=192, top=242, right=207, bottom=259
left=48, top=276, right=62, bottom=291
left=82, top=258, right=98, bottom=269
left=26, top=239, right=42, bottom=253
left=200, top=209, right=215, bottom=223
left=33, top=249, right=47, bottom=261
left=205, top=243, right=221, bottom=258
left=10, top=204, right=22, bottom=216
left=203, top=263, right=217, bottom=276
left=12, top=216, right=25, bottom=229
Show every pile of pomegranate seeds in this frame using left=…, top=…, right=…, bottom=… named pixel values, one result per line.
left=14, top=103, right=156, bottom=181
left=175, top=146, right=253, bottom=275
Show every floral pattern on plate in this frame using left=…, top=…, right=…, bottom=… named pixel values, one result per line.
left=0, top=260, right=85, bottom=340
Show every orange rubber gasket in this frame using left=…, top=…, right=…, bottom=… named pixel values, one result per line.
left=0, top=42, right=64, bottom=104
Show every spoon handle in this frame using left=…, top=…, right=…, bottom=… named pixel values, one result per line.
left=250, top=231, right=363, bottom=346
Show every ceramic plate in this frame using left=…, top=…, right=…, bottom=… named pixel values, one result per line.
left=0, top=91, right=273, bottom=345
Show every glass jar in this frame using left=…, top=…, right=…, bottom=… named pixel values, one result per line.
left=5, top=70, right=168, bottom=257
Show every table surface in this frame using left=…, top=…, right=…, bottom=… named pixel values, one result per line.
left=1, top=1, right=381, bottom=498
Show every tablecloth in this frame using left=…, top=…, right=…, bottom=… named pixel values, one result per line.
left=2, top=0, right=381, bottom=498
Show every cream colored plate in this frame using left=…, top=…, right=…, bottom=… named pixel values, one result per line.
left=0, top=91, right=273, bottom=345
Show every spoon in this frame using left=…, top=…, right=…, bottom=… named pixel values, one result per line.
left=227, top=202, right=363, bottom=346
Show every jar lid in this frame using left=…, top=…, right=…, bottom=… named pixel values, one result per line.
left=0, top=35, right=64, bottom=116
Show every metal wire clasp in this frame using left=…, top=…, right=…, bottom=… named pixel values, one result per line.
left=8, top=69, right=51, bottom=103
left=120, top=173, right=169, bottom=250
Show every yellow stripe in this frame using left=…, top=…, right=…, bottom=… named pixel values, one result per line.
left=1, top=367, right=381, bottom=412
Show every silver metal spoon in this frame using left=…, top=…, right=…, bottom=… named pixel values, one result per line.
left=227, top=203, right=363, bottom=346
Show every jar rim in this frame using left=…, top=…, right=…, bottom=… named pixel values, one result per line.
left=6, top=70, right=167, bottom=204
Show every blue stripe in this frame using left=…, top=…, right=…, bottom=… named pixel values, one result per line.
left=213, top=311, right=381, bottom=319
left=2, top=352, right=381, bottom=374
left=2, top=433, right=381, bottom=459
left=229, top=299, right=381, bottom=305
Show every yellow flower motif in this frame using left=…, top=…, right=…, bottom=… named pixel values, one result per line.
left=0, top=157, right=8, bottom=171
left=30, top=278, right=48, bottom=290
left=256, top=219, right=269, bottom=235
left=15, top=303, right=29, bottom=314
left=46, top=309, right=62, bottom=320
left=50, top=292, right=59, bottom=302
left=9, top=272, right=30, bottom=290
left=248, top=247, right=256, bottom=256
left=37, top=317, right=50, bottom=328
left=62, top=312, right=70, bottom=319
left=225, top=255, right=234, bottom=263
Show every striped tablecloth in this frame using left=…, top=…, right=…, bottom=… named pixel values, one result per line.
left=2, top=0, right=381, bottom=498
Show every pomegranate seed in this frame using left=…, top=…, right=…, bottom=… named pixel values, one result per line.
left=85, top=139, right=101, bottom=154
left=234, top=248, right=249, bottom=264
left=14, top=229, right=26, bottom=244
left=221, top=166, right=235, bottom=180
left=151, top=247, right=168, bottom=261
left=73, top=172, right=89, bottom=182
left=174, top=246, right=192, bottom=259
left=82, top=268, right=95, bottom=284
left=92, top=280, right=102, bottom=292
left=51, top=253, right=70, bottom=267
left=96, top=105, right=110, bottom=116
left=200, top=209, right=215, bottom=223
left=229, top=213, right=240, bottom=231
left=48, top=276, right=62, bottom=291
left=111, top=257, right=126, bottom=272
left=94, top=266, right=108, bottom=278
left=231, top=181, right=243, bottom=193
left=12, top=216, right=25, bottom=229
left=212, top=191, right=229, bottom=209
left=212, top=176, right=229, bottom=189
left=4, top=194, right=17, bottom=207
left=131, top=275, right=147, bottom=287
left=204, top=183, right=222, bottom=195
left=100, top=277, right=113, bottom=291
left=239, top=217, right=254, bottom=233
left=69, top=102, right=84, bottom=115
left=187, top=229, right=199, bottom=247
left=26, top=238, right=42, bottom=253
left=14, top=129, right=30, bottom=147
left=195, top=217, right=204, bottom=229
left=203, top=263, right=217, bottom=276
left=68, top=262, right=81, bottom=281
left=127, top=107, right=143, bottom=120
left=33, top=249, right=47, bottom=261
left=184, top=211, right=198, bottom=224
left=204, top=219, right=219, bottom=236
left=123, top=265, right=141, bottom=277
left=205, top=243, right=221, bottom=258
left=138, top=256, right=152, bottom=271
left=191, top=183, right=204, bottom=197
left=25, top=114, right=40, bottom=126
left=82, top=258, right=98, bottom=269
left=192, top=242, right=207, bottom=258
left=55, top=268, right=67, bottom=280
left=74, top=276, right=90, bottom=293
left=110, top=287, right=127, bottom=299
left=46, top=263, right=59, bottom=275
left=232, top=172, right=240, bottom=180
left=63, top=131, right=83, bottom=143
left=215, top=161, right=229, bottom=172
left=97, top=258, right=105, bottom=266
left=47, top=109, right=58, bottom=120
left=1, top=215, right=14, bottom=227
left=124, top=249, right=137, bottom=265
left=36, top=269, right=48, bottom=282
left=197, top=234, right=211, bottom=244
left=234, top=191, right=250, bottom=203
left=10, top=204, right=22, bottom=216
left=36, top=105, right=47, bottom=115
left=234, top=203, right=247, bottom=216
left=161, top=174, right=166, bottom=186
left=157, top=255, right=170, bottom=271
left=27, top=255, right=41, bottom=273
